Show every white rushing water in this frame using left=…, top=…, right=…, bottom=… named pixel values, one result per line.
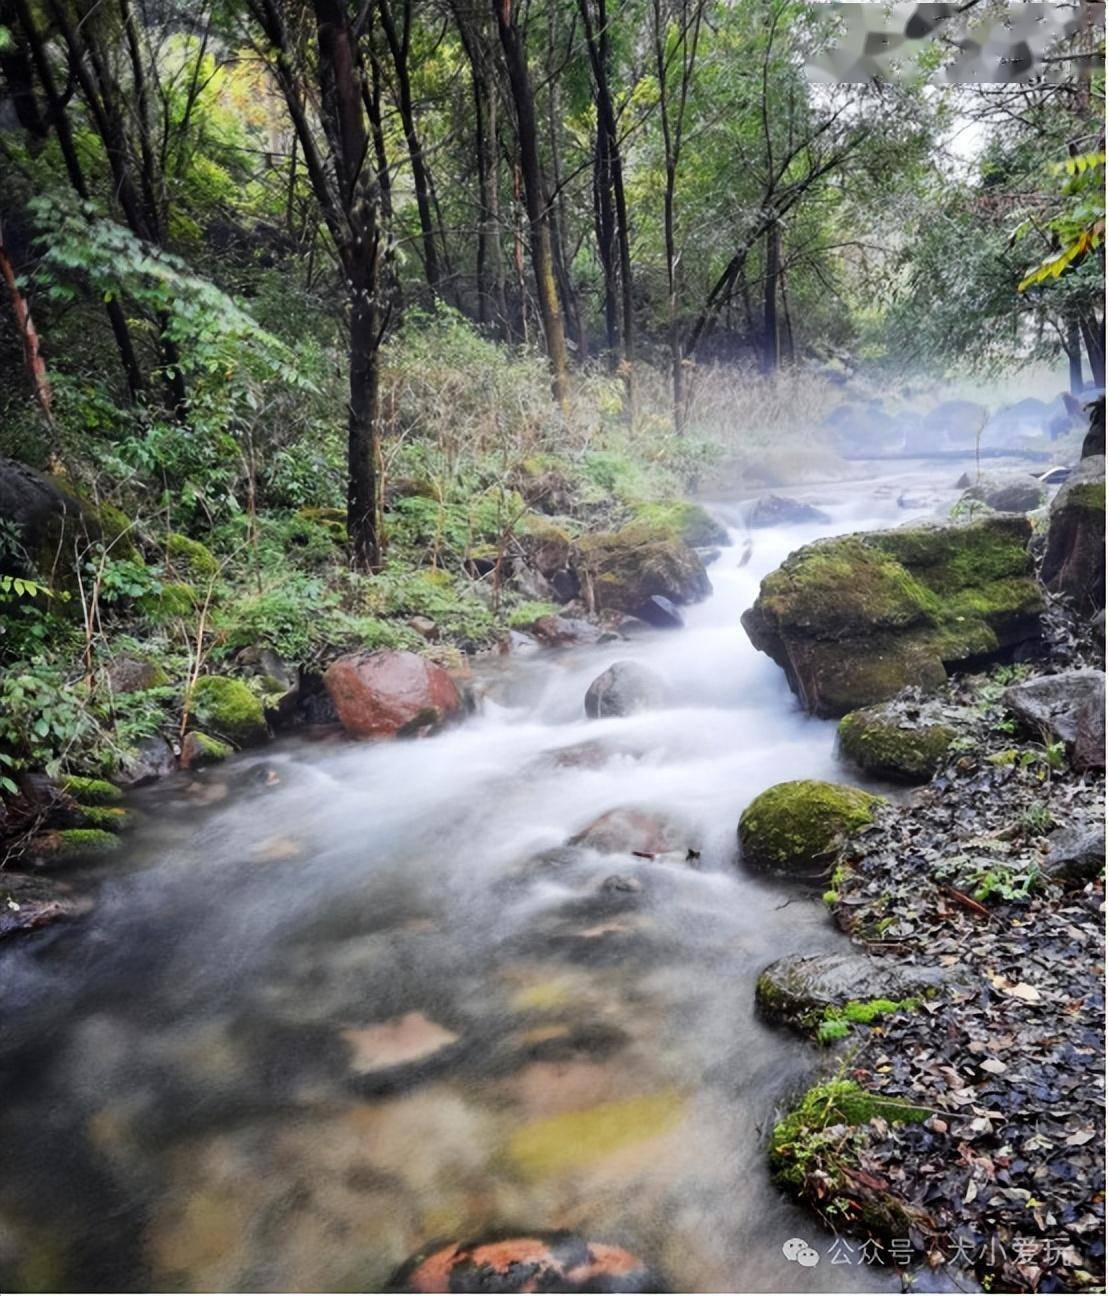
left=0, top=462, right=974, bottom=1293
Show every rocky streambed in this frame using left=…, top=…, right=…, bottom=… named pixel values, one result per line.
left=0, top=452, right=1103, bottom=1294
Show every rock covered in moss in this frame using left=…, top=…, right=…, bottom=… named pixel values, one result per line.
left=165, top=532, right=218, bottom=580
left=323, top=649, right=462, bottom=739
left=137, top=581, right=198, bottom=622
left=738, top=779, right=881, bottom=875
left=179, top=731, right=233, bottom=769
left=756, top=951, right=946, bottom=1035
left=632, top=500, right=730, bottom=547
left=1041, top=455, right=1105, bottom=611
left=741, top=515, right=1044, bottom=716
left=575, top=521, right=711, bottom=614
left=104, top=655, right=169, bottom=694
left=188, top=675, right=268, bottom=747
left=59, top=775, right=121, bottom=805
left=295, top=506, right=347, bottom=542
left=957, top=472, right=1046, bottom=515
left=29, top=828, right=121, bottom=864
left=838, top=700, right=957, bottom=783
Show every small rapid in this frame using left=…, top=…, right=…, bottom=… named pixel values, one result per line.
left=0, top=462, right=969, bottom=1293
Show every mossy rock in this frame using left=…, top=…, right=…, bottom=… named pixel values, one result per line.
left=742, top=515, right=1044, bottom=716
left=769, top=1078, right=928, bottom=1234
left=295, top=506, right=348, bottom=543
left=188, top=675, right=268, bottom=747
left=838, top=703, right=956, bottom=783
left=32, top=828, right=121, bottom=862
left=165, top=532, right=219, bottom=580
left=631, top=501, right=730, bottom=548
left=137, top=581, right=199, bottom=622
left=77, top=804, right=131, bottom=831
left=59, top=775, right=121, bottom=805
left=576, top=521, right=711, bottom=613
left=180, top=730, right=233, bottom=769
left=1041, top=455, right=1105, bottom=612
left=739, top=779, right=881, bottom=875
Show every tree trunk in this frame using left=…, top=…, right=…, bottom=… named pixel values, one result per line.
left=1066, top=319, right=1085, bottom=394
left=1079, top=313, right=1105, bottom=390
left=761, top=221, right=779, bottom=373
left=492, top=0, right=568, bottom=406
left=0, top=224, right=53, bottom=423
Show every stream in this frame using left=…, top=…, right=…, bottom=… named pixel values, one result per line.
left=1, top=460, right=995, bottom=1293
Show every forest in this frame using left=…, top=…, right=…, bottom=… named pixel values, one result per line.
left=0, top=0, right=1104, bottom=1293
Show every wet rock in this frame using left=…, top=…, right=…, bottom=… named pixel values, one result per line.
left=406, top=615, right=438, bottom=640
left=571, top=807, right=692, bottom=856
left=530, top=614, right=602, bottom=647
left=545, top=739, right=645, bottom=770
left=1042, top=822, right=1106, bottom=883
left=1003, top=669, right=1105, bottom=753
left=838, top=700, right=957, bottom=783
left=0, top=871, right=92, bottom=939
left=323, top=649, right=462, bottom=740
left=179, top=731, right=232, bottom=770
left=615, top=615, right=653, bottom=639
left=747, top=494, right=831, bottom=528
left=117, top=734, right=177, bottom=787
left=584, top=661, right=667, bottom=718
left=340, top=1011, right=459, bottom=1078
left=923, top=398, right=988, bottom=448
left=601, top=873, right=643, bottom=894
left=499, top=629, right=539, bottom=655
left=188, top=675, right=269, bottom=747
left=391, top=1232, right=661, bottom=1294
left=1082, top=394, right=1105, bottom=458
left=634, top=594, right=683, bottom=629
left=1072, top=675, right=1105, bottom=772
left=957, top=472, right=1046, bottom=514
left=741, top=515, right=1044, bottom=716
left=739, top=779, right=881, bottom=876
left=575, top=522, right=710, bottom=614
left=104, top=654, right=168, bottom=694
left=1041, top=455, right=1105, bottom=611
left=234, top=645, right=300, bottom=721
left=822, top=401, right=901, bottom=455
left=756, top=952, right=948, bottom=1031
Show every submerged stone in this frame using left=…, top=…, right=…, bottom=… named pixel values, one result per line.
left=738, top=779, right=881, bottom=876
left=584, top=661, right=668, bottom=718
left=341, top=1011, right=459, bottom=1076
left=391, top=1232, right=662, bottom=1294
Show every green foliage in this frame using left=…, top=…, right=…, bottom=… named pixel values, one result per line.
left=507, top=601, right=559, bottom=628
left=188, top=675, right=267, bottom=747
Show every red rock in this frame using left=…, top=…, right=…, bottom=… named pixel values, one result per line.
left=392, top=1231, right=659, bottom=1293
left=323, top=650, right=461, bottom=740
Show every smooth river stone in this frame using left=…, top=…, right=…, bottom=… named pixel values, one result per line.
left=341, top=1011, right=459, bottom=1075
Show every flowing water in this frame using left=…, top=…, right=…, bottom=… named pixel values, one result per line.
left=0, top=463, right=978, bottom=1293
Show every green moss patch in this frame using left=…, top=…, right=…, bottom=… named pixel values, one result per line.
left=60, top=775, right=121, bottom=805
left=188, top=675, right=267, bottom=747
left=165, top=533, right=219, bottom=580
left=739, top=779, right=882, bottom=874
left=838, top=706, right=955, bottom=783
left=631, top=501, right=729, bottom=547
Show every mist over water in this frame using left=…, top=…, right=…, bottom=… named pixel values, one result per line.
left=1, top=461, right=983, bottom=1293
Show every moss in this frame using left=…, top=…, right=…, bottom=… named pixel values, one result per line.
left=50, top=828, right=121, bottom=859
left=165, top=532, right=219, bottom=580
left=295, top=506, right=347, bottom=542
left=95, top=502, right=139, bottom=558
left=508, top=601, right=558, bottom=628
left=137, top=581, right=198, bottom=622
left=60, top=775, right=121, bottom=805
left=1066, top=480, right=1106, bottom=513
left=739, top=779, right=882, bottom=873
left=188, top=675, right=267, bottom=747
left=769, top=1078, right=928, bottom=1200
left=577, top=522, right=709, bottom=612
left=838, top=707, right=955, bottom=783
left=77, top=804, right=130, bottom=831
left=631, top=500, right=729, bottom=547
left=182, top=731, right=232, bottom=766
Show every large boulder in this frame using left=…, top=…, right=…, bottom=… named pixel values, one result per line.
left=738, top=779, right=881, bottom=876
left=323, top=649, right=462, bottom=739
left=1040, top=455, right=1105, bottom=611
left=0, top=456, right=134, bottom=584
left=575, top=521, right=710, bottom=614
left=821, top=401, right=900, bottom=455
left=584, top=660, right=667, bottom=718
left=922, top=399, right=988, bottom=448
left=530, top=615, right=602, bottom=648
left=1003, top=669, right=1104, bottom=767
left=838, top=699, right=958, bottom=783
left=631, top=500, right=730, bottom=547
left=756, top=952, right=947, bottom=1032
left=957, top=472, right=1046, bottom=515
left=1082, top=395, right=1105, bottom=459
left=741, top=515, right=1044, bottom=717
